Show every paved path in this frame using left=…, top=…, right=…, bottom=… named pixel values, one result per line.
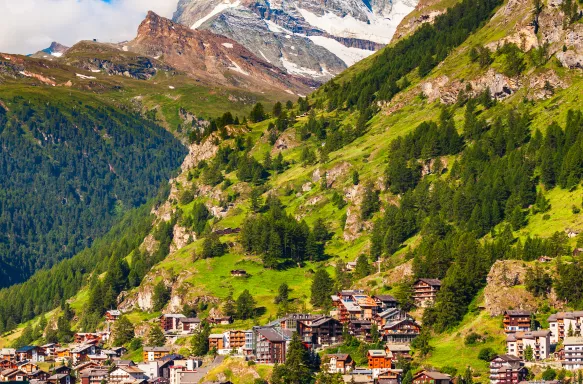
left=193, top=355, right=225, bottom=383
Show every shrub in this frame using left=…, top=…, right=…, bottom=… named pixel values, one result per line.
left=478, top=347, right=497, bottom=361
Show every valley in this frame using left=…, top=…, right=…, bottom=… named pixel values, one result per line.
left=2, top=0, right=583, bottom=383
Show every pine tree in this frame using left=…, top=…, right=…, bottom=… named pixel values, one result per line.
left=190, top=323, right=211, bottom=356
left=284, top=332, right=313, bottom=384
left=354, top=255, right=372, bottom=279
left=311, top=268, right=334, bottom=308
left=112, top=316, right=135, bottom=347
left=236, top=290, right=256, bottom=320
left=223, top=291, right=236, bottom=318
left=361, top=182, right=380, bottom=220
left=153, top=281, right=171, bottom=312
left=146, top=324, right=166, bottom=347
left=275, top=283, right=290, bottom=304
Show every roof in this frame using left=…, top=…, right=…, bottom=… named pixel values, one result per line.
left=415, top=371, right=451, bottom=380
left=386, top=344, right=411, bottom=352
left=374, top=295, right=397, bottom=302
left=0, top=349, right=15, bottom=355
left=492, top=354, right=524, bottom=363
left=256, top=327, right=291, bottom=342
left=71, top=345, right=94, bottom=353
left=179, top=318, right=201, bottom=323
left=563, top=336, right=583, bottom=345
left=208, top=334, right=224, bottom=339
left=504, top=310, right=531, bottom=316
left=115, top=365, right=145, bottom=374
left=309, top=316, right=338, bottom=327
left=415, top=278, right=442, bottom=287
left=16, top=346, right=38, bottom=353
left=160, top=314, right=186, bottom=319
left=548, top=311, right=583, bottom=322
left=383, top=318, right=419, bottom=330
left=507, top=331, right=550, bottom=341
left=328, top=353, right=350, bottom=361
left=143, top=347, right=171, bottom=352
left=106, top=310, right=121, bottom=316
left=48, top=374, right=70, bottom=380
left=368, top=350, right=387, bottom=357
left=341, top=300, right=361, bottom=312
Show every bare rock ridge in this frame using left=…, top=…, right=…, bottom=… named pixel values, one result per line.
left=172, top=0, right=419, bottom=79
left=126, top=11, right=317, bottom=95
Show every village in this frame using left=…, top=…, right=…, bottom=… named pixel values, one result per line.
left=1, top=276, right=582, bottom=384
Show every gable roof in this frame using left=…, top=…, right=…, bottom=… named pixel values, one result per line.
left=504, top=310, right=531, bottom=316
left=414, top=370, right=451, bottom=381
left=328, top=353, right=350, bottom=361
left=414, top=278, right=442, bottom=287
left=16, top=346, right=38, bottom=353
left=143, top=347, right=170, bottom=352
left=374, top=295, right=397, bottom=302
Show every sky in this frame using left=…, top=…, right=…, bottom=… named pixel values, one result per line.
left=0, top=0, right=179, bottom=54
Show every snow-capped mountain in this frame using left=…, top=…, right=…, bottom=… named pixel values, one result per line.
left=30, top=41, right=70, bottom=60
left=172, top=0, right=418, bottom=80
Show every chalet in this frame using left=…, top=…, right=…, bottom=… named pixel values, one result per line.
left=230, top=270, right=247, bottom=277
left=342, top=369, right=374, bottom=383
left=349, top=320, right=373, bottom=342
left=143, top=347, right=171, bottom=362
left=331, top=291, right=378, bottom=323
left=18, top=362, right=39, bottom=374
left=254, top=326, right=293, bottom=364
left=566, top=229, right=579, bottom=238
left=177, top=318, right=201, bottom=334
left=548, top=311, right=583, bottom=343
left=71, top=344, right=98, bottom=365
left=562, top=336, right=583, bottom=370
left=0, top=350, right=14, bottom=361
left=53, top=366, right=72, bottom=376
left=489, top=355, right=527, bottom=384
left=159, top=314, right=186, bottom=332
left=385, top=344, right=411, bottom=360
left=208, top=334, right=225, bottom=351
left=42, top=343, right=59, bottom=358
left=0, top=361, right=16, bottom=371
left=373, top=295, right=398, bottom=310
left=112, top=346, right=127, bottom=357
left=506, top=331, right=551, bottom=360
left=297, top=316, right=343, bottom=348
left=108, top=365, right=146, bottom=384
left=72, top=362, right=100, bottom=375
left=16, top=346, right=45, bottom=362
left=0, top=369, right=27, bottom=382
left=412, top=279, right=441, bottom=307
left=47, top=373, right=75, bottom=384
left=346, top=261, right=357, bottom=271
left=74, top=332, right=108, bottom=344
left=378, top=369, right=403, bottom=384
left=87, top=354, right=108, bottom=364
left=503, top=310, right=531, bottom=333
left=326, top=354, right=355, bottom=374
left=56, top=348, right=71, bottom=361
left=27, top=370, right=50, bottom=381
left=412, top=370, right=452, bottom=384
left=79, top=368, right=109, bottom=384
left=213, top=227, right=240, bottom=236
left=105, top=310, right=121, bottom=322
left=383, top=318, right=421, bottom=344
left=207, top=316, right=233, bottom=325
left=375, top=308, right=410, bottom=328
left=538, top=256, right=552, bottom=263
left=367, top=350, right=392, bottom=369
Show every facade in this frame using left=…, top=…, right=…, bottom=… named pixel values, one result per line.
left=71, top=345, right=98, bottom=365
left=373, top=295, right=398, bottom=310
left=208, top=334, right=225, bottom=351
left=383, top=319, right=421, bottom=344
left=562, top=336, right=583, bottom=370
left=503, top=311, right=531, bottom=334
left=254, top=327, right=293, bottom=364
left=331, top=290, right=378, bottom=323
left=489, top=355, right=527, bottom=384
left=47, top=374, right=75, bottom=384
left=412, top=370, right=451, bottom=384
left=506, top=331, right=550, bottom=360
left=79, top=368, right=109, bottom=384
left=412, top=279, right=442, bottom=307
left=297, top=316, right=343, bottom=348
left=105, top=310, right=121, bottom=322
left=326, top=354, right=355, bottom=374
left=385, top=344, right=411, bottom=360
left=143, top=347, right=171, bottom=362
left=74, top=332, right=108, bottom=344
left=177, top=318, right=201, bottom=334
left=109, top=366, right=146, bottom=384
left=15, top=346, right=45, bottom=363
left=159, top=314, right=186, bottom=332
left=367, top=350, right=392, bottom=369
left=548, top=311, right=583, bottom=343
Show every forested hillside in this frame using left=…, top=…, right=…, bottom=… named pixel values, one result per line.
left=0, top=95, right=186, bottom=287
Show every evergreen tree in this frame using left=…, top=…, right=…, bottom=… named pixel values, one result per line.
left=236, top=290, right=256, bottom=320
left=190, top=323, right=211, bottom=356
left=275, top=283, right=290, bottom=304
left=153, top=281, right=171, bottom=312
left=361, top=182, right=380, bottom=220
left=311, top=268, right=334, bottom=308
left=112, top=316, right=135, bottom=347
left=223, top=291, right=236, bottom=318
left=283, top=332, right=314, bottom=384
left=354, top=255, right=372, bottom=279
left=146, top=324, right=166, bottom=347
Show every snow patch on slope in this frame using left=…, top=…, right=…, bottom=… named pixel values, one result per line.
left=308, top=36, right=374, bottom=66
left=297, top=2, right=416, bottom=45
left=280, top=57, right=329, bottom=78
left=191, top=0, right=241, bottom=29
left=227, top=58, right=249, bottom=76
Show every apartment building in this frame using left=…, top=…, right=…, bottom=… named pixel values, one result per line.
left=412, top=279, right=441, bottom=307
left=548, top=311, right=583, bottom=343
left=562, top=336, right=583, bottom=370
left=506, top=331, right=551, bottom=360
left=489, top=355, right=527, bottom=384
left=503, top=311, right=531, bottom=334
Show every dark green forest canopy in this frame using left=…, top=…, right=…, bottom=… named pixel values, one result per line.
left=0, top=96, right=186, bottom=288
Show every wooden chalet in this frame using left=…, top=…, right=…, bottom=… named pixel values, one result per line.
left=503, top=310, right=531, bottom=333
left=412, top=279, right=442, bottom=307
left=105, top=310, right=121, bottom=322
left=297, top=316, right=343, bottom=348
left=326, top=354, right=355, bottom=374
left=383, top=318, right=421, bottom=344
left=412, top=370, right=452, bottom=384
left=489, top=354, right=527, bottom=384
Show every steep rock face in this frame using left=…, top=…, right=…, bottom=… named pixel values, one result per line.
left=173, top=0, right=418, bottom=79
left=126, top=11, right=316, bottom=95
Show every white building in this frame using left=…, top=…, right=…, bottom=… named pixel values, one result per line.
left=506, top=331, right=551, bottom=360
left=109, top=365, right=146, bottom=384
left=548, top=311, right=583, bottom=343
left=562, top=336, right=583, bottom=370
